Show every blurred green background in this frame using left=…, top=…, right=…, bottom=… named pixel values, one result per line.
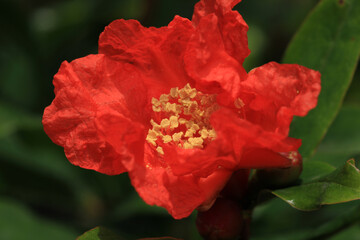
left=0, top=0, right=359, bottom=239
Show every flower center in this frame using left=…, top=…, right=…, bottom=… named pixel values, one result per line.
left=146, top=84, right=218, bottom=155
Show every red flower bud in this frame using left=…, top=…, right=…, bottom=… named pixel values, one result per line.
left=255, top=151, right=303, bottom=188
left=196, top=198, right=243, bottom=240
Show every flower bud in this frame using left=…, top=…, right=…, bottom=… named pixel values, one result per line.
left=196, top=198, right=243, bottom=240
left=255, top=151, right=302, bottom=188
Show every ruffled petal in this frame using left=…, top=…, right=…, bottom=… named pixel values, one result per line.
left=192, top=0, right=241, bottom=25
left=99, top=19, right=166, bottom=57
left=126, top=144, right=232, bottom=219
left=192, top=0, right=249, bottom=64
left=192, top=0, right=242, bottom=25
left=211, top=108, right=301, bottom=168
left=42, top=54, right=147, bottom=175
left=184, top=13, right=247, bottom=105
left=240, top=62, right=321, bottom=135
left=99, top=16, right=195, bottom=98
left=185, top=0, right=249, bottom=105
left=163, top=138, right=236, bottom=178
left=99, top=5, right=249, bottom=103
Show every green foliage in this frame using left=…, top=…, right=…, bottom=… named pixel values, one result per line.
left=77, top=227, right=181, bottom=240
left=271, top=0, right=360, bottom=234
left=252, top=101, right=360, bottom=239
left=138, top=238, right=182, bottom=240
left=0, top=198, right=77, bottom=240
left=251, top=199, right=360, bottom=240
left=77, top=227, right=123, bottom=240
left=0, top=102, right=40, bottom=138
left=283, top=0, right=360, bottom=159
left=273, top=159, right=360, bottom=210
left=329, top=224, right=360, bottom=240
left=312, top=105, right=360, bottom=167
left=299, top=161, right=336, bottom=183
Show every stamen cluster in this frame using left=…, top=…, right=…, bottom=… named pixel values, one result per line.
left=146, top=84, right=218, bottom=155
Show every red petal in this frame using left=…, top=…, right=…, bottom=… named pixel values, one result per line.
left=192, top=0, right=243, bottom=25
left=211, top=108, right=301, bottom=168
left=185, top=0, right=249, bottom=104
left=43, top=54, right=146, bottom=175
left=192, top=0, right=249, bottom=64
left=127, top=144, right=232, bottom=219
left=99, top=8, right=249, bottom=102
left=241, top=62, right=321, bottom=135
left=98, top=19, right=163, bottom=57
left=163, top=139, right=236, bottom=178
left=99, top=16, right=195, bottom=98
left=184, top=13, right=247, bottom=105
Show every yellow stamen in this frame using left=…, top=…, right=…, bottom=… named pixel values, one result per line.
left=162, top=135, right=172, bottom=143
left=156, top=146, right=164, bottom=155
left=185, top=128, right=195, bottom=138
left=170, top=87, right=179, bottom=98
left=188, top=137, right=204, bottom=148
left=200, top=128, right=209, bottom=139
left=146, top=83, right=219, bottom=155
left=172, top=132, right=183, bottom=142
left=169, top=116, right=179, bottom=129
left=160, top=118, right=170, bottom=129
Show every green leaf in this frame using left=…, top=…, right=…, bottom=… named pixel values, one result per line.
left=283, top=0, right=360, bottom=158
left=300, top=160, right=336, bottom=183
left=252, top=199, right=360, bottom=240
left=312, top=104, right=360, bottom=167
left=77, top=227, right=123, bottom=240
left=0, top=198, right=77, bottom=240
left=272, top=159, right=360, bottom=210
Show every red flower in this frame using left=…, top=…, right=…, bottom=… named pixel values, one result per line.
left=43, top=0, right=320, bottom=219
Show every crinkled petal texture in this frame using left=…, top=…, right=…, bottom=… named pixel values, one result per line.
left=240, top=62, right=321, bottom=135
left=192, top=0, right=249, bottom=64
left=186, top=0, right=249, bottom=104
left=98, top=16, right=196, bottom=99
left=126, top=144, right=234, bottom=219
left=124, top=65, right=320, bottom=219
left=43, top=0, right=321, bottom=220
left=43, top=54, right=148, bottom=175
left=211, top=108, right=302, bottom=168
left=208, top=62, right=321, bottom=169
left=93, top=4, right=252, bottom=218
left=42, top=52, right=232, bottom=219
left=96, top=15, right=243, bottom=218
left=99, top=0, right=249, bottom=103
left=44, top=6, right=251, bottom=218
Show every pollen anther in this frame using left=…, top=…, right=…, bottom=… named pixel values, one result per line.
left=146, top=84, right=218, bottom=154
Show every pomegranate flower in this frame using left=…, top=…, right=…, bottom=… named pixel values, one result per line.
left=43, top=0, right=320, bottom=219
